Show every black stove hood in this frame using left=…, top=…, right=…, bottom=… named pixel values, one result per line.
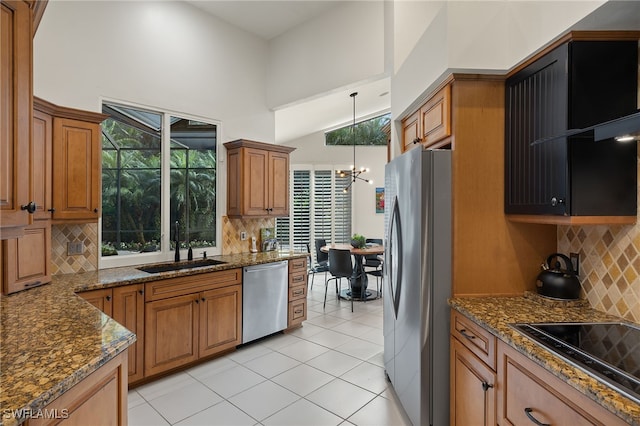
left=593, top=110, right=640, bottom=142
left=531, top=110, right=640, bottom=146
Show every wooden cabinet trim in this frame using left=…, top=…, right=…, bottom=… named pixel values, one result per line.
left=112, top=284, right=144, bottom=384
left=145, top=268, right=242, bottom=301
left=506, top=214, right=637, bottom=226
left=223, top=139, right=295, bottom=154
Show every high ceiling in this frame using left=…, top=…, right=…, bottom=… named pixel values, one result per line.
left=184, top=0, right=388, bottom=144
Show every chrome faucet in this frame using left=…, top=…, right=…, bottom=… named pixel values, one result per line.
left=174, top=221, right=180, bottom=262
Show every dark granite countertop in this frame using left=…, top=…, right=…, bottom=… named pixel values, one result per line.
left=449, top=294, right=640, bottom=424
left=0, top=251, right=306, bottom=426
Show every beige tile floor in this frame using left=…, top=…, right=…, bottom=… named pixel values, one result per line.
left=128, top=273, right=411, bottom=426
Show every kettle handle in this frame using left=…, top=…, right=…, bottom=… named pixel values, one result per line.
left=545, top=253, right=575, bottom=273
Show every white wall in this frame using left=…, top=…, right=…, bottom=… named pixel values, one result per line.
left=390, top=0, right=606, bottom=128
left=266, top=1, right=386, bottom=109
left=285, top=132, right=387, bottom=240
left=33, top=0, right=274, bottom=143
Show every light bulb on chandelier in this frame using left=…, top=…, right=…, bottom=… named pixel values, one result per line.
left=339, top=92, right=373, bottom=192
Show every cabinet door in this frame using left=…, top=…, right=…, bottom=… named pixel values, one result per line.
left=52, top=117, right=101, bottom=221
left=269, top=151, right=289, bottom=216
left=80, top=288, right=113, bottom=316
left=113, top=284, right=144, bottom=384
left=420, top=84, right=451, bottom=147
left=199, top=284, right=242, bottom=358
left=243, top=147, right=269, bottom=216
left=2, top=222, right=51, bottom=294
left=145, top=294, right=199, bottom=376
left=32, top=109, right=53, bottom=220
left=450, top=337, right=496, bottom=426
left=401, top=110, right=420, bottom=152
left=505, top=44, right=568, bottom=215
left=0, top=1, right=32, bottom=236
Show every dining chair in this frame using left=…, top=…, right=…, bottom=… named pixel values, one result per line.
left=306, top=242, right=329, bottom=290
left=314, top=238, right=329, bottom=267
left=326, top=248, right=354, bottom=312
left=364, top=238, right=383, bottom=297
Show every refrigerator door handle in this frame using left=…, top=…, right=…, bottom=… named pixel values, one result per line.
left=387, top=195, right=403, bottom=318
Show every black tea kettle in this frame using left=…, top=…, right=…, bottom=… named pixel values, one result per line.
left=536, top=253, right=581, bottom=300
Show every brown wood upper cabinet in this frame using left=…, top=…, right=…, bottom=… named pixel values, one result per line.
left=1, top=1, right=33, bottom=239
left=34, top=97, right=107, bottom=223
left=402, top=84, right=451, bottom=151
left=224, top=139, right=295, bottom=218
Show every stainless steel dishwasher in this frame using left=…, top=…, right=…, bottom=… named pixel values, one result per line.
left=242, top=261, right=289, bottom=344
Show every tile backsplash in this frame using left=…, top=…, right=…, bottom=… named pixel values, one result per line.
left=51, top=223, right=98, bottom=275
left=558, top=155, right=640, bottom=323
left=222, top=216, right=276, bottom=254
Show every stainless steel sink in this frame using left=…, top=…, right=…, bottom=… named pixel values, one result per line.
left=137, top=258, right=227, bottom=274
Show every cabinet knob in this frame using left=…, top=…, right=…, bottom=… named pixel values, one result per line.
left=481, top=381, right=494, bottom=391
left=93, top=208, right=99, bottom=213
left=195, top=299, right=199, bottom=304
left=106, top=295, right=111, bottom=301
left=21, top=202, right=37, bottom=214
left=413, top=138, right=422, bottom=144
left=139, top=289, right=144, bottom=295
left=550, top=197, right=565, bottom=207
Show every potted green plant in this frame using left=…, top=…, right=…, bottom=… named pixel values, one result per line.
left=351, top=234, right=366, bottom=249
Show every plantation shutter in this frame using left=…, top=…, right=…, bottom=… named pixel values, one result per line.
left=292, top=170, right=311, bottom=251
left=334, top=174, right=352, bottom=243
left=314, top=170, right=332, bottom=243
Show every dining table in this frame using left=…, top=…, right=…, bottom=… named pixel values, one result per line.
left=321, top=243, right=384, bottom=301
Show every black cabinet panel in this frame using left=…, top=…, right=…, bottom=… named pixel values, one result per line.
left=505, top=40, right=638, bottom=217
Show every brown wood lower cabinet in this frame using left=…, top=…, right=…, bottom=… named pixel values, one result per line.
left=451, top=310, right=628, bottom=426
left=112, top=284, right=144, bottom=384
left=287, top=257, right=308, bottom=329
left=2, top=222, right=51, bottom=294
left=497, top=342, right=627, bottom=426
left=26, top=351, right=128, bottom=426
left=144, top=269, right=243, bottom=377
left=79, top=287, right=113, bottom=316
left=450, top=337, right=496, bottom=426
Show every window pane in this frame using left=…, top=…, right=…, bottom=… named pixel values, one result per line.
left=101, top=106, right=162, bottom=256
left=325, top=113, right=390, bottom=146
left=170, top=117, right=217, bottom=250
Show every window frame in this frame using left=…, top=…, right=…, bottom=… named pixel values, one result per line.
left=99, top=98, right=223, bottom=270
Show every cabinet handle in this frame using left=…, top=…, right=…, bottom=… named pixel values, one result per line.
left=459, top=329, right=476, bottom=340
left=93, top=208, right=99, bottom=213
left=524, top=408, right=550, bottom=426
left=23, top=281, right=42, bottom=288
left=21, top=202, right=37, bottom=214
left=412, top=137, right=422, bottom=144
left=195, top=299, right=199, bottom=304
left=138, top=289, right=144, bottom=295
left=481, top=381, right=493, bottom=391
left=47, top=208, right=56, bottom=213
left=201, top=298, right=205, bottom=302
left=294, top=309, right=303, bottom=314
left=550, top=197, right=565, bottom=207
left=106, top=295, right=111, bottom=301
left=293, top=289, right=304, bottom=296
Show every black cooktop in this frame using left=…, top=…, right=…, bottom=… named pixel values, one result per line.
left=513, top=322, right=640, bottom=403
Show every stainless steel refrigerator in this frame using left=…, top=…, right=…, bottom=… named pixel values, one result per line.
left=384, top=148, right=451, bottom=426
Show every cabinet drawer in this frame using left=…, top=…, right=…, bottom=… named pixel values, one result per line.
left=420, top=84, right=451, bottom=146
left=288, top=257, right=307, bottom=274
left=289, top=270, right=307, bottom=287
left=451, top=310, right=496, bottom=370
left=498, top=342, right=627, bottom=426
left=145, top=268, right=242, bottom=301
left=288, top=284, right=307, bottom=301
left=288, top=299, right=307, bottom=327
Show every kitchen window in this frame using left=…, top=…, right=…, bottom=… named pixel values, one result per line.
left=100, top=101, right=219, bottom=267
left=276, top=166, right=351, bottom=258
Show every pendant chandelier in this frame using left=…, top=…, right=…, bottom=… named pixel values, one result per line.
left=339, top=92, right=373, bottom=193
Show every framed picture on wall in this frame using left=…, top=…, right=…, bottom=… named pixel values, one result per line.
left=375, top=187, right=384, bottom=214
